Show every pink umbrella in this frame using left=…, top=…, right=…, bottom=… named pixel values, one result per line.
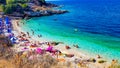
left=36, top=48, right=42, bottom=54
left=46, top=46, right=53, bottom=52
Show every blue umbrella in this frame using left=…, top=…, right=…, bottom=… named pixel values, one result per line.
left=10, top=37, right=17, bottom=44
left=0, top=18, right=2, bottom=25
left=7, top=28, right=12, bottom=33
left=5, top=17, right=10, bottom=24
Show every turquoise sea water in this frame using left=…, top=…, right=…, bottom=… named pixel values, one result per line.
left=21, top=1, right=120, bottom=60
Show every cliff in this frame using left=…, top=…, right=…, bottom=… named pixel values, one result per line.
left=0, top=0, right=68, bottom=18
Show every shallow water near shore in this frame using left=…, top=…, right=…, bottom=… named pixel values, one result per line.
left=21, top=1, right=120, bottom=61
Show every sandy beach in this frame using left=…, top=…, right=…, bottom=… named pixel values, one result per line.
left=10, top=19, right=112, bottom=68
left=0, top=0, right=120, bottom=68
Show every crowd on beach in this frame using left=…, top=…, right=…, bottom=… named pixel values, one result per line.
left=0, top=16, right=119, bottom=68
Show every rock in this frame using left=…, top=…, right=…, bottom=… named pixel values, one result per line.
left=98, top=60, right=106, bottom=63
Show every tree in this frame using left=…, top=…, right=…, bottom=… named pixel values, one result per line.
left=4, top=4, right=19, bottom=14
left=40, top=0, right=46, bottom=3
left=6, top=0, right=14, bottom=4
left=4, top=4, right=13, bottom=14
left=20, top=3, right=28, bottom=9
left=0, top=4, right=5, bottom=11
left=0, top=0, right=6, bottom=4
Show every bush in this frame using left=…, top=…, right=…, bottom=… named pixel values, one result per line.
left=0, top=4, right=5, bottom=11
left=4, top=4, right=16, bottom=14
left=20, top=3, right=28, bottom=9
left=6, top=0, right=16, bottom=4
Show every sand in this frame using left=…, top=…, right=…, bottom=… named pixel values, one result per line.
left=11, top=19, right=111, bottom=68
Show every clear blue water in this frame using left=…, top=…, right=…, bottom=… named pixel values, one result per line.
left=21, top=1, right=120, bottom=60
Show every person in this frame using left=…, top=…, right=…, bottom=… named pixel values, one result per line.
left=16, top=21, right=19, bottom=26
left=31, top=29, right=34, bottom=35
left=97, top=55, right=102, bottom=58
left=65, top=46, right=71, bottom=49
left=74, top=28, right=78, bottom=32
left=73, top=45, right=79, bottom=48
left=112, top=59, right=118, bottom=64
left=27, top=32, right=29, bottom=36
left=38, top=35, right=42, bottom=38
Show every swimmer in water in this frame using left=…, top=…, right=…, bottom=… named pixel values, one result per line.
left=74, top=28, right=78, bottom=32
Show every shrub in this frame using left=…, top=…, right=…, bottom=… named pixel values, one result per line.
left=0, top=4, right=5, bottom=11
left=20, top=3, right=28, bottom=9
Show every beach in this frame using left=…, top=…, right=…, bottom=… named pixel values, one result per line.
left=0, top=0, right=120, bottom=68
left=10, top=19, right=112, bottom=68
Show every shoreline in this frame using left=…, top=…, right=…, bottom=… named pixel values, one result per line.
left=11, top=19, right=111, bottom=68
left=12, top=19, right=89, bottom=58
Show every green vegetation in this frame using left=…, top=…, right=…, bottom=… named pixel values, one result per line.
left=40, top=0, right=46, bottom=3
left=0, top=0, right=46, bottom=14
left=20, top=3, right=28, bottom=9
left=0, top=4, right=5, bottom=11
left=6, top=0, right=16, bottom=4
left=6, top=4, right=17, bottom=14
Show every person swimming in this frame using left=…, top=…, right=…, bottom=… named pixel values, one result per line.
left=73, top=45, right=79, bottom=48
left=38, top=35, right=42, bottom=38
left=27, top=32, right=29, bottom=36
left=31, top=29, right=34, bottom=35
left=74, top=28, right=78, bottom=32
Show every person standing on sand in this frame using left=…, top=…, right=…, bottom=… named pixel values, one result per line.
left=38, top=34, right=42, bottom=38
left=16, top=21, right=19, bottom=26
left=32, top=31, right=34, bottom=35
left=31, top=29, right=34, bottom=35
left=27, top=32, right=29, bottom=36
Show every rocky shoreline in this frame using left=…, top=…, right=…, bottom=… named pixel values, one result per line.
left=0, top=1, right=68, bottom=18
left=9, top=10, right=68, bottom=18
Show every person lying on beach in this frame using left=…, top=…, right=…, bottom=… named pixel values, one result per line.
left=73, top=45, right=79, bottom=48
left=38, top=35, right=42, bottom=38
left=16, top=21, right=19, bottom=26
left=31, top=29, right=34, bottom=35
left=97, top=55, right=102, bottom=58
left=20, top=32, right=27, bottom=37
left=65, top=46, right=71, bottom=49
left=65, top=54, right=74, bottom=57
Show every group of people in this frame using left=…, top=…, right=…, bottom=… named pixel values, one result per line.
left=1, top=16, right=117, bottom=68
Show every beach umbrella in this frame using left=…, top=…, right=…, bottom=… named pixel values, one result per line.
left=10, top=37, right=17, bottom=44
left=0, top=18, right=2, bottom=25
left=5, top=17, right=10, bottom=24
left=36, top=48, right=42, bottom=54
left=46, top=46, right=53, bottom=52
left=7, top=28, right=12, bottom=33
